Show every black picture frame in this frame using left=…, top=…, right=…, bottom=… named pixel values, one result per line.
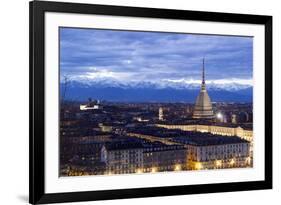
left=29, top=0, right=272, bottom=204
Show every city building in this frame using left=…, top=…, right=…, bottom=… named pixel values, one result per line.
left=231, top=114, right=237, bottom=124
left=143, top=142, right=187, bottom=172
left=155, top=124, right=253, bottom=143
left=80, top=98, right=102, bottom=110
left=172, top=133, right=251, bottom=170
left=193, top=59, right=214, bottom=119
left=98, top=123, right=113, bottom=132
left=159, top=107, right=164, bottom=121
left=126, top=126, right=251, bottom=170
left=100, top=139, right=188, bottom=174
left=101, top=142, right=144, bottom=175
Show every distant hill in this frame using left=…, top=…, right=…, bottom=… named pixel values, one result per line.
left=61, top=81, right=252, bottom=103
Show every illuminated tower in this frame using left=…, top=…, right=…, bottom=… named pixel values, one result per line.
left=159, top=107, right=164, bottom=121
left=193, top=59, right=214, bottom=119
left=231, top=114, right=237, bottom=124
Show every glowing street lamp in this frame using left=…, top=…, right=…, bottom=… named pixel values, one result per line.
left=136, top=169, right=143, bottom=174
left=230, top=158, right=235, bottom=166
left=216, top=112, right=223, bottom=122
left=195, top=162, right=202, bottom=170
left=174, top=164, right=181, bottom=171
left=151, top=167, right=157, bottom=173
left=215, top=160, right=222, bottom=168
left=246, top=157, right=251, bottom=165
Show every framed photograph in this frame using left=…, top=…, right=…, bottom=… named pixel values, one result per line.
left=29, top=0, right=272, bottom=204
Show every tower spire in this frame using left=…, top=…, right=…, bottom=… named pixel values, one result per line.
left=201, top=58, right=206, bottom=90
left=202, top=58, right=205, bottom=84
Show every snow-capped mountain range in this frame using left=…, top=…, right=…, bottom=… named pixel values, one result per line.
left=61, top=79, right=253, bottom=102
left=65, top=78, right=252, bottom=91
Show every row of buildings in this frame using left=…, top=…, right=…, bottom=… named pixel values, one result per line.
left=60, top=124, right=251, bottom=176
left=155, top=124, right=253, bottom=143
left=101, top=141, right=187, bottom=175
left=96, top=123, right=251, bottom=175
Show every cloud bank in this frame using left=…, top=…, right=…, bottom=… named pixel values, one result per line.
left=60, top=27, right=253, bottom=88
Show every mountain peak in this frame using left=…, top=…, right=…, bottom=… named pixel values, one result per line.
left=66, top=78, right=252, bottom=92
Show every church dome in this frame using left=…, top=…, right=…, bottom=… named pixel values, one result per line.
left=193, top=59, right=214, bottom=119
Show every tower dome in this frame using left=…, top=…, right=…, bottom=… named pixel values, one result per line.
left=193, top=59, right=214, bottom=119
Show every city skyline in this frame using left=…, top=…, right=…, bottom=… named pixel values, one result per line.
left=59, top=28, right=253, bottom=176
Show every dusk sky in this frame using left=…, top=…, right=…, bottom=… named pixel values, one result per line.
left=60, top=27, right=253, bottom=87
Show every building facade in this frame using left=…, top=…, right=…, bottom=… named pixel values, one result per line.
left=143, top=143, right=187, bottom=172
left=101, top=143, right=144, bottom=175
left=101, top=141, right=188, bottom=174
left=156, top=124, right=253, bottom=143
left=159, top=107, right=164, bottom=121
left=186, top=143, right=251, bottom=170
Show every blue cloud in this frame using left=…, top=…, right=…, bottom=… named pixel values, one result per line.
left=60, top=27, right=253, bottom=85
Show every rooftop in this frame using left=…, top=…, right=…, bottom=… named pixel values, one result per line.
left=156, top=121, right=253, bottom=130
left=172, top=134, right=249, bottom=146
left=128, top=126, right=249, bottom=146
left=103, top=139, right=185, bottom=151
left=103, top=141, right=144, bottom=151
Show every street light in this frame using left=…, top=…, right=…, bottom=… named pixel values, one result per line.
left=246, top=157, right=251, bottom=165
left=151, top=167, right=157, bottom=173
left=195, top=162, right=202, bottom=170
left=216, top=112, right=223, bottom=122
left=215, top=160, right=222, bottom=168
left=230, top=158, right=235, bottom=166
left=174, top=164, right=181, bottom=171
left=136, top=169, right=143, bottom=174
